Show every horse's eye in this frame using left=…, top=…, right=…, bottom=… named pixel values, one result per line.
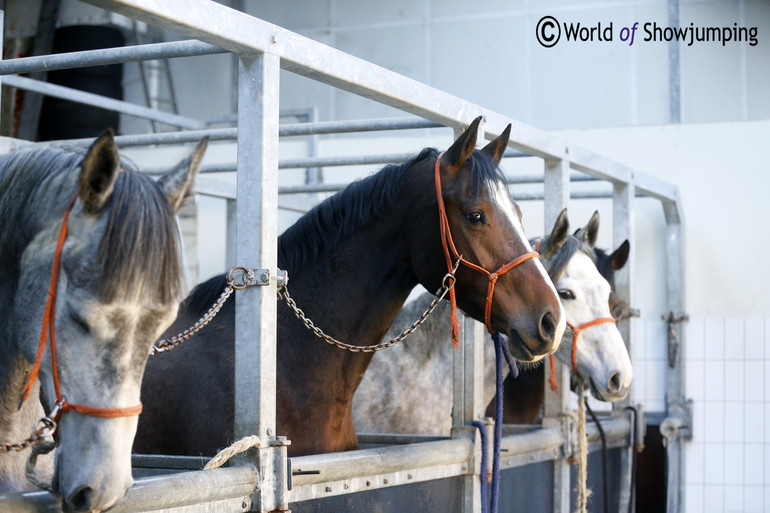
left=558, top=289, right=575, bottom=301
left=465, top=211, right=484, bottom=225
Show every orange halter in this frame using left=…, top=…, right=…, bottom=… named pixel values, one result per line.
left=533, top=239, right=618, bottom=392
left=434, top=153, right=539, bottom=347
left=548, top=318, right=616, bottom=392
left=19, top=194, right=143, bottom=422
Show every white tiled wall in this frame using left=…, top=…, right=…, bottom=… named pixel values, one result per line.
left=682, top=318, right=770, bottom=513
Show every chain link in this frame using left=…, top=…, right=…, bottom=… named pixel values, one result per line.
left=0, top=416, right=56, bottom=454
left=277, top=258, right=460, bottom=353
left=150, top=284, right=234, bottom=355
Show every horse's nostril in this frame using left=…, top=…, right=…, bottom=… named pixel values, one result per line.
left=539, top=310, right=556, bottom=342
left=65, top=486, right=93, bottom=513
left=608, top=372, right=622, bottom=393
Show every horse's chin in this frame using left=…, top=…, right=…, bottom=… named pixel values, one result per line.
left=586, top=377, right=629, bottom=403
left=506, top=329, right=541, bottom=363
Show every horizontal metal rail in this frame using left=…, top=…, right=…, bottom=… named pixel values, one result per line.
left=0, top=466, right=258, bottom=513
left=287, top=416, right=630, bottom=502
left=289, top=437, right=473, bottom=502
left=79, top=0, right=683, bottom=223
left=0, top=39, right=223, bottom=75
left=4, top=75, right=205, bottom=130
left=40, top=117, right=442, bottom=148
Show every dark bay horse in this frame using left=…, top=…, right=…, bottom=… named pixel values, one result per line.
left=497, top=214, right=631, bottom=424
left=353, top=210, right=631, bottom=434
left=136, top=117, right=565, bottom=457
left=0, top=132, right=206, bottom=512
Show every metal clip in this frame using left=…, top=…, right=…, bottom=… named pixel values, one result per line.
left=229, top=268, right=289, bottom=289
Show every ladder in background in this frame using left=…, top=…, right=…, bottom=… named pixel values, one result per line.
left=132, top=20, right=179, bottom=133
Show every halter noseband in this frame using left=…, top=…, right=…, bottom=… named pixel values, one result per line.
left=434, top=153, right=539, bottom=347
left=19, top=194, right=143, bottom=424
left=534, top=240, right=618, bottom=390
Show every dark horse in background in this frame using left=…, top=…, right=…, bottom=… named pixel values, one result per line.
left=0, top=132, right=205, bottom=512
left=135, top=117, right=566, bottom=457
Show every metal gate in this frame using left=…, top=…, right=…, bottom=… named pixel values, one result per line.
left=0, top=1, right=688, bottom=512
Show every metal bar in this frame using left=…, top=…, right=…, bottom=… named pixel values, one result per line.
left=668, top=0, right=682, bottom=123
left=280, top=116, right=441, bottom=136
left=48, top=117, right=444, bottom=148
left=289, top=438, right=473, bottom=502
left=0, top=467, right=258, bottom=513
left=233, top=51, right=280, bottom=444
left=4, top=75, right=206, bottom=129
left=613, top=181, right=636, bottom=513
left=233, top=51, right=282, bottom=513
left=664, top=218, right=687, bottom=513
left=451, top=314, right=486, bottom=513
left=78, top=0, right=678, bottom=201
left=542, top=158, right=571, bottom=513
left=0, top=39, right=223, bottom=75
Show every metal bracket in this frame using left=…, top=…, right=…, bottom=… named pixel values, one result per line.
left=663, top=311, right=689, bottom=368
left=660, top=399, right=693, bottom=447
left=229, top=267, right=289, bottom=289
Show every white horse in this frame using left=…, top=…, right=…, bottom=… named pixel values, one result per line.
left=353, top=210, right=632, bottom=435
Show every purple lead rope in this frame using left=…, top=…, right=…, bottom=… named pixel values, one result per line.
left=472, top=332, right=508, bottom=513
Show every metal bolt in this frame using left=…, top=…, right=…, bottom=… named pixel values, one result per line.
left=241, top=501, right=248, bottom=510
left=407, top=474, right=413, bottom=480
left=383, top=478, right=388, bottom=485
left=344, top=484, right=349, bottom=490
left=365, top=481, right=371, bottom=486
left=325, top=486, right=332, bottom=493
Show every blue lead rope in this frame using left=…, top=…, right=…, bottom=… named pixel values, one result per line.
left=472, top=332, right=508, bottom=513
left=490, top=332, right=505, bottom=513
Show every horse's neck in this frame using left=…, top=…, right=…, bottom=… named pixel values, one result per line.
left=277, top=214, right=419, bottom=447
left=0, top=356, right=49, bottom=492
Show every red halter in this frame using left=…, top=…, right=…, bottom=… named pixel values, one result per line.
left=547, top=317, right=616, bottom=392
left=434, top=153, right=539, bottom=347
left=19, top=194, right=143, bottom=422
left=533, top=240, right=618, bottom=392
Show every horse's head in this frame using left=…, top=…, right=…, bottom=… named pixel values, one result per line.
left=540, top=210, right=633, bottom=402
left=16, top=132, right=206, bottom=512
left=594, top=239, right=631, bottom=320
left=413, top=117, right=565, bottom=362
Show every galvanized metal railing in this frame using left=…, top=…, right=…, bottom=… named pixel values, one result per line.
left=0, top=2, right=686, bottom=512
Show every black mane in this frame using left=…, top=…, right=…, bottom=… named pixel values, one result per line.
left=185, top=146, right=508, bottom=315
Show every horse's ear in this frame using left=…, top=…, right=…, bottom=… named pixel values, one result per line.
left=540, top=208, right=569, bottom=258
left=78, top=129, right=120, bottom=213
left=440, top=116, right=482, bottom=175
left=157, top=137, right=208, bottom=213
left=611, top=239, right=630, bottom=271
left=577, top=211, right=600, bottom=247
left=481, top=124, right=511, bottom=165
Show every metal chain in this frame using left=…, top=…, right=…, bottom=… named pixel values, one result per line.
left=277, top=258, right=461, bottom=353
left=150, top=284, right=234, bottom=355
left=0, top=416, right=56, bottom=454
left=149, top=266, right=257, bottom=355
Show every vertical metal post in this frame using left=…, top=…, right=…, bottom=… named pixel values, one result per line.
left=0, top=7, right=4, bottom=132
left=668, top=0, right=681, bottom=123
left=233, top=51, right=281, bottom=512
left=543, top=157, right=570, bottom=513
left=452, top=118, right=487, bottom=513
left=662, top=200, right=686, bottom=513
left=226, top=198, right=237, bottom=270
left=614, top=181, right=636, bottom=513
left=452, top=314, right=486, bottom=513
